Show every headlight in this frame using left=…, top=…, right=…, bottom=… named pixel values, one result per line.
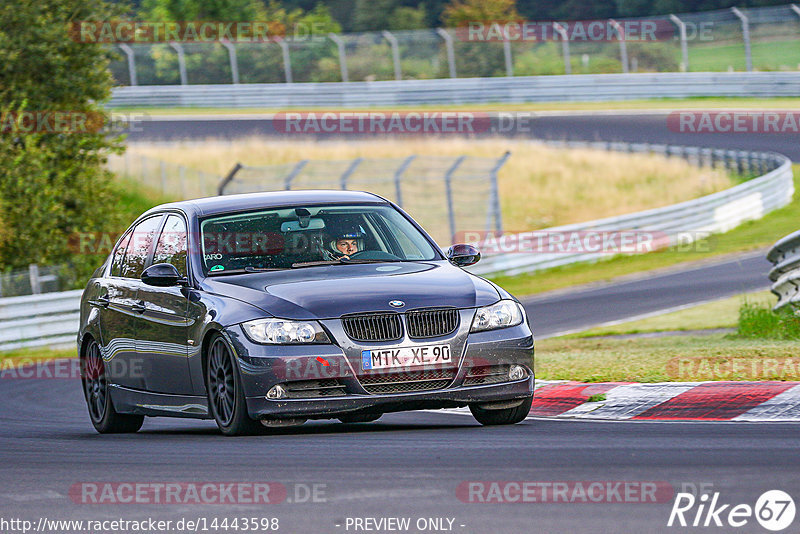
left=470, top=300, right=524, bottom=332
left=241, top=318, right=330, bottom=344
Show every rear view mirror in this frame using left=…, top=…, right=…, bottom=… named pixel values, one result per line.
left=281, top=218, right=325, bottom=232
left=446, top=244, right=481, bottom=267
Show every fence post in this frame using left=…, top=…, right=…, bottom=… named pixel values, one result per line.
left=609, top=19, right=628, bottom=73
left=436, top=28, right=457, bottom=78
left=731, top=7, right=753, bottom=72
left=217, top=163, right=243, bottom=195
left=118, top=44, right=138, bottom=86
left=179, top=165, right=187, bottom=198
left=168, top=42, right=188, bottom=85
left=284, top=160, right=309, bottom=190
left=220, top=40, right=239, bottom=84
left=329, top=33, right=349, bottom=82
left=393, top=155, right=416, bottom=208
left=503, top=39, right=513, bottom=76
left=443, top=156, right=466, bottom=244
left=382, top=30, right=402, bottom=81
left=552, top=23, right=571, bottom=74
left=278, top=39, right=293, bottom=83
left=488, top=151, right=510, bottom=234
left=28, top=264, right=41, bottom=295
left=669, top=14, right=689, bottom=72
left=339, top=157, right=363, bottom=189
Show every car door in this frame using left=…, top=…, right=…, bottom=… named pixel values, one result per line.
left=97, top=215, right=163, bottom=390
left=135, top=213, right=194, bottom=394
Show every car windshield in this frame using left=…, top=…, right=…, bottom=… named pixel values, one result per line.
left=199, top=203, right=439, bottom=275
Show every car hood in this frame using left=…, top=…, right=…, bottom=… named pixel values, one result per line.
left=201, top=261, right=501, bottom=320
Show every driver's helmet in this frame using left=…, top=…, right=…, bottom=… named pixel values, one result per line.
left=324, top=227, right=365, bottom=259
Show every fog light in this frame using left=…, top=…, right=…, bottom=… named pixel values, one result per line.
left=266, top=384, right=287, bottom=400
left=508, top=365, right=526, bottom=381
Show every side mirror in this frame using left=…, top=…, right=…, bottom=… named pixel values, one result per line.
left=141, top=263, right=184, bottom=287
left=446, top=244, right=481, bottom=267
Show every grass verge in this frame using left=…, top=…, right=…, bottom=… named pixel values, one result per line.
left=110, top=96, right=800, bottom=115
left=493, top=166, right=800, bottom=297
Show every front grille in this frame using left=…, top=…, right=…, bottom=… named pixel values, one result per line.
left=283, top=379, right=347, bottom=398
left=463, top=365, right=510, bottom=386
left=342, top=313, right=403, bottom=342
left=359, top=368, right=457, bottom=394
left=406, top=308, right=460, bottom=338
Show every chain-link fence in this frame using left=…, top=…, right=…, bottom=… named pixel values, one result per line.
left=107, top=152, right=221, bottom=199
left=219, top=154, right=509, bottom=246
left=108, top=5, right=800, bottom=87
left=0, top=264, right=72, bottom=298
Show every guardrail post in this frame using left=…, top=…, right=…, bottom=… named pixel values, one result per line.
left=160, top=161, right=167, bottom=192
left=118, top=44, right=138, bottom=86
left=552, top=23, right=571, bottom=74
left=436, top=28, right=457, bottom=78
left=339, top=157, right=363, bottom=189
left=179, top=165, right=187, bottom=198
left=382, top=30, right=402, bottom=81
left=278, top=39, right=293, bottom=83
left=669, top=14, right=689, bottom=72
left=731, top=7, right=753, bottom=72
left=28, top=265, right=41, bottom=295
left=393, top=155, right=416, bottom=208
left=443, top=156, right=466, bottom=244
left=329, top=33, right=349, bottom=82
left=220, top=40, right=239, bottom=84
left=217, top=163, right=243, bottom=195
left=168, top=42, right=188, bottom=85
left=609, top=19, right=629, bottom=73
left=284, top=160, right=308, bottom=190
left=487, top=151, right=510, bottom=234
left=503, top=39, right=513, bottom=77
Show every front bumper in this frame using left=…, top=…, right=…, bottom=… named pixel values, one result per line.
left=225, top=322, right=534, bottom=420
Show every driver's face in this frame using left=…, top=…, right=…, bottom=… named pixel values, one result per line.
left=336, top=239, right=358, bottom=255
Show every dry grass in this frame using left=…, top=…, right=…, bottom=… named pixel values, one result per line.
left=123, top=138, right=732, bottom=231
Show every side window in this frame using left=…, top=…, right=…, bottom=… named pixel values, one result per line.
left=121, top=216, right=163, bottom=279
left=153, top=214, right=188, bottom=278
left=110, top=232, right=131, bottom=277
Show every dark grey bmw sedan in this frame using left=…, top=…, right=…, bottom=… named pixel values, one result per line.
left=79, top=190, right=534, bottom=435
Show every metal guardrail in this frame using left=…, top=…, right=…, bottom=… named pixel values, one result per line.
left=0, top=290, right=82, bottom=351
left=767, top=230, right=800, bottom=310
left=468, top=143, right=794, bottom=277
left=108, top=72, right=800, bottom=108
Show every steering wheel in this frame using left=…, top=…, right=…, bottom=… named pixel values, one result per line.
left=348, top=250, right=402, bottom=261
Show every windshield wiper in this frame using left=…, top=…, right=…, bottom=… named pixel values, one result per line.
left=207, top=266, right=286, bottom=276
left=291, top=258, right=399, bottom=268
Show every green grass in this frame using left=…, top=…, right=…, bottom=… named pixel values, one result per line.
left=109, top=96, right=800, bottom=115
left=488, top=166, right=800, bottom=297
left=536, top=334, right=800, bottom=382
left=737, top=301, right=800, bottom=340
left=0, top=347, right=75, bottom=365
left=689, top=38, right=800, bottom=73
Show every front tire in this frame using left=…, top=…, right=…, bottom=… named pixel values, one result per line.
left=206, top=334, right=263, bottom=436
left=470, top=395, right=533, bottom=426
left=81, top=339, right=144, bottom=433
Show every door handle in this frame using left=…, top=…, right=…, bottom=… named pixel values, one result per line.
left=93, top=295, right=111, bottom=308
left=131, top=300, right=147, bottom=314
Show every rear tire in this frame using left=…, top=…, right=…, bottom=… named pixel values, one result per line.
left=206, top=334, right=264, bottom=436
left=469, top=395, right=533, bottom=426
left=338, top=413, right=382, bottom=424
left=81, top=339, right=144, bottom=434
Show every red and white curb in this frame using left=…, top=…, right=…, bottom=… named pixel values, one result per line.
left=441, top=380, right=800, bottom=421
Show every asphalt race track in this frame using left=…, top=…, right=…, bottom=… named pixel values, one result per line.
left=126, top=112, right=800, bottom=161
left=1, top=114, right=796, bottom=533
left=2, top=376, right=800, bottom=534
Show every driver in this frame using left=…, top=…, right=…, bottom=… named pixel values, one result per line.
left=323, top=229, right=364, bottom=260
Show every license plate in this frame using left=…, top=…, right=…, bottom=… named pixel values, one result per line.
left=361, top=344, right=452, bottom=370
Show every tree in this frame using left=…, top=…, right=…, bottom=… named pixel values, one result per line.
left=0, top=0, right=125, bottom=277
left=442, top=0, right=519, bottom=26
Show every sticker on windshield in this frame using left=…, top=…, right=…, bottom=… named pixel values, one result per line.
left=210, top=265, right=225, bottom=272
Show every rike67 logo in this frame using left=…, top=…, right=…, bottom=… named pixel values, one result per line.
left=668, top=490, right=795, bottom=531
